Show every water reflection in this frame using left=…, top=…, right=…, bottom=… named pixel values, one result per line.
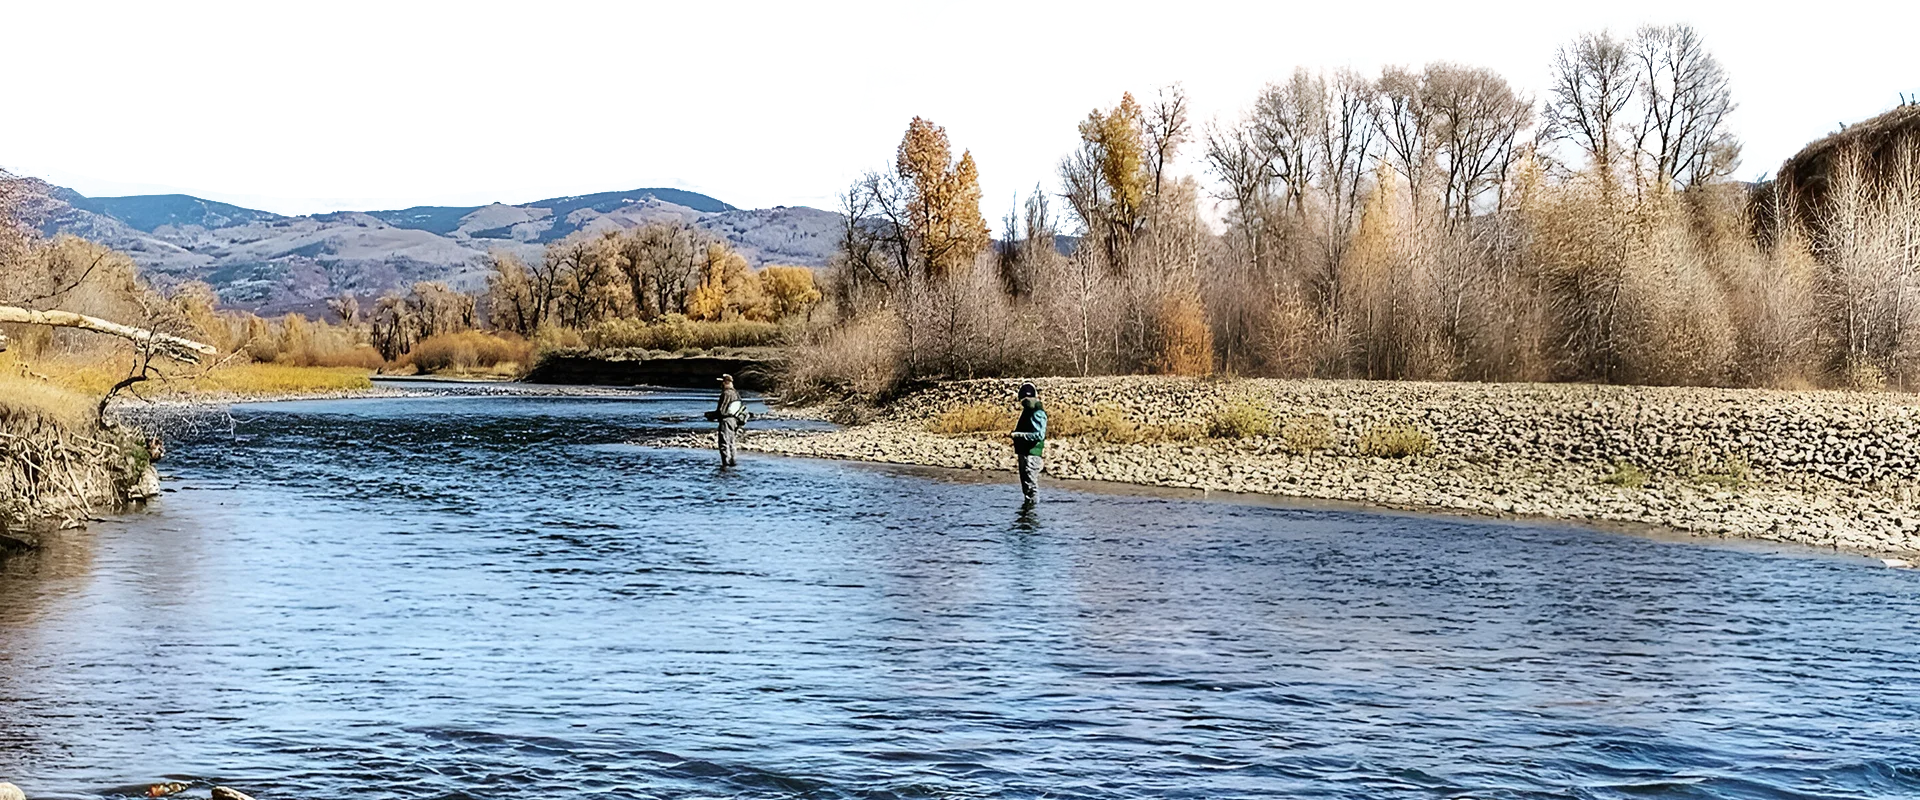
left=1013, top=500, right=1040, bottom=534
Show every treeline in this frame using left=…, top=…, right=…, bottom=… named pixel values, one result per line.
left=477, top=221, right=820, bottom=346
left=2, top=178, right=824, bottom=382
left=798, top=24, right=1920, bottom=396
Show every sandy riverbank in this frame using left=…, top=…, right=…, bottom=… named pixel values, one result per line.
left=666, top=377, right=1920, bottom=558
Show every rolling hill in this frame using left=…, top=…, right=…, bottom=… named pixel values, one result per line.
left=31, top=184, right=843, bottom=316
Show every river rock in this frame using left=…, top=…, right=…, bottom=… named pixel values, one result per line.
left=211, top=788, right=258, bottom=800
left=127, top=464, right=161, bottom=502
left=649, top=376, right=1920, bottom=558
left=0, top=783, right=23, bottom=800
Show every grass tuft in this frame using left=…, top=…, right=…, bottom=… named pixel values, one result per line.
left=1601, top=461, right=1650, bottom=488
left=1278, top=413, right=1334, bottom=455
left=1358, top=424, right=1433, bottom=458
left=930, top=403, right=1016, bottom=435
left=1207, top=400, right=1274, bottom=439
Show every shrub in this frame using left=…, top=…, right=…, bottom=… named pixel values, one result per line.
left=1207, top=400, right=1274, bottom=439
left=1841, top=359, right=1887, bottom=391
left=1278, top=413, right=1334, bottom=455
left=302, top=344, right=386, bottom=370
left=931, top=402, right=1015, bottom=435
left=583, top=315, right=784, bottom=351
left=1358, top=424, right=1433, bottom=458
left=398, top=330, right=533, bottom=375
left=532, top=324, right=585, bottom=351
left=1150, top=291, right=1214, bottom=376
left=244, top=336, right=281, bottom=364
left=1601, top=461, right=1650, bottom=488
left=1051, top=404, right=1139, bottom=443
left=782, top=311, right=906, bottom=401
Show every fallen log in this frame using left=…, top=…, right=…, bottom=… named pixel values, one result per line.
left=0, top=305, right=216, bottom=363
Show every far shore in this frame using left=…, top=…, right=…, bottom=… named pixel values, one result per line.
left=658, top=376, right=1920, bottom=561
left=103, top=374, right=672, bottom=411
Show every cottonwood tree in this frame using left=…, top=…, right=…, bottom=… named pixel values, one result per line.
left=1630, top=23, right=1738, bottom=190
left=1425, top=63, right=1533, bottom=222
left=484, top=251, right=541, bottom=335
left=1548, top=31, right=1635, bottom=184
left=760, top=266, right=822, bottom=321
left=1145, top=85, right=1190, bottom=198
left=620, top=220, right=706, bottom=318
left=833, top=171, right=907, bottom=306
left=1373, top=65, right=1437, bottom=207
left=1202, top=120, right=1277, bottom=370
left=1250, top=72, right=1323, bottom=216
left=896, top=117, right=991, bottom=278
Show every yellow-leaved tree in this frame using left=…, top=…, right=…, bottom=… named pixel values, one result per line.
left=896, top=117, right=990, bottom=277
left=687, top=243, right=776, bottom=322
left=760, top=266, right=822, bottom=320
left=1151, top=290, right=1214, bottom=375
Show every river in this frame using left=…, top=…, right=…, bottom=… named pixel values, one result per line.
left=2, top=385, right=1918, bottom=799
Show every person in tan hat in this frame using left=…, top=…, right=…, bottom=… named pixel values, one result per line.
left=704, top=373, right=745, bottom=466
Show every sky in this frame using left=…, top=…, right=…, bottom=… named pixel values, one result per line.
left=7, top=7, right=1912, bottom=224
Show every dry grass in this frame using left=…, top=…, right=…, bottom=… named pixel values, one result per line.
left=397, top=331, right=533, bottom=375
left=1602, top=461, right=1651, bottom=488
left=1358, top=424, right=1434, bottom=458
left=1050, top=404, right=1202, bottom=444
left=3, top=350, right=371, bottom=431
left=1207, top=400, right=1275, bottom=439
left=928, top=401, right=1204, bottom=443
left=1687, top=450, right=1752, bottom=487
left=0, top=373, right=99, bottom=428
left=179, top=364, right=374, bottom=396
left=1278, top=413, right=1335, bottom=454
left=4, top=353, right=374, bottom=402
left=584, top=316, right=785, bottom=352
left=930, top=403, right=1016, bottom=434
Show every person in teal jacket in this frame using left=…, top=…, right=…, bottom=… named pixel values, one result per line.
left=1010, top=382, right=1047, bottom=500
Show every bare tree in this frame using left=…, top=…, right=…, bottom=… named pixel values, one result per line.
left=1425, top=63, right=1533, bottom=221
left=1548, top=31, right=1635, bottom=183
left=1145, top=84, right=1190, bottom=198
left=1373, top=65, right=1437, bottom=207
left=1631, top=23, right=1738, bottom=191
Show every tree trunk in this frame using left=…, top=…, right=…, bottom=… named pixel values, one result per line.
left=0, top=306, right=216, bottom=363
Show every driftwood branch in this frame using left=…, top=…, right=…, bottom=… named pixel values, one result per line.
left=0, top=305, right=217, bottom=364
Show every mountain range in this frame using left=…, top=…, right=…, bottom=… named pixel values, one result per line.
left=27, top=182, right=844, bottom=316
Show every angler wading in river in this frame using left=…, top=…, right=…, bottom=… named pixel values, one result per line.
left=1010, top=382, right=1047, bottom=502
left=705, top=373, right=746, bottom=467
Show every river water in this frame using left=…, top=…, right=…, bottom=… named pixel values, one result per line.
left=2, top=385, right=1918, bottom=799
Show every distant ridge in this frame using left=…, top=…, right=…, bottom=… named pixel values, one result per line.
left=32, top=182, right=839, bottom=316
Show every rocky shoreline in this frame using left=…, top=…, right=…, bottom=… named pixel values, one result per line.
left=666, top=377, right=1920, bottom=559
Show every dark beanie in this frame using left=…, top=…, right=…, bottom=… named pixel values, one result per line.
left=1019, top=382, right=1038, bottom=398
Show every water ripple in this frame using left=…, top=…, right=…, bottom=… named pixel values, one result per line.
left=2, top=389, right=1917, bottom=799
